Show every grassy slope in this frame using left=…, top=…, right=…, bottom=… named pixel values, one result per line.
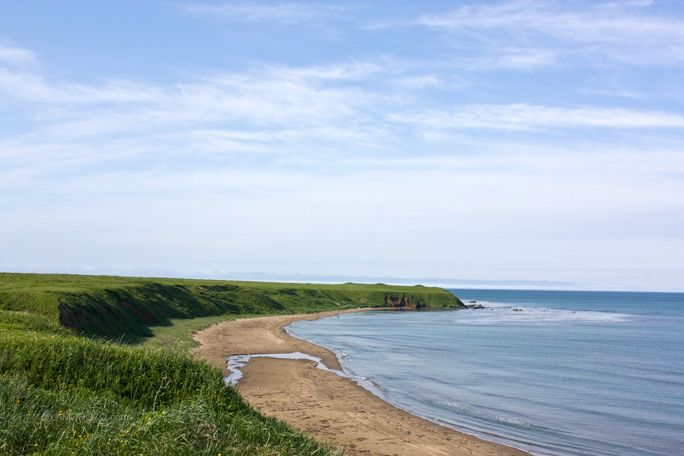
left=0, top=273, right=463, bottom=342
left=0, top=311, right=340, bottom=456
left=0, top=273, right=463, bottom=455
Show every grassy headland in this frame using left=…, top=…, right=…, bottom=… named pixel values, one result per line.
left=0, top=273, right=463, bottom=342
left=0, top=273, right=463, bottom=455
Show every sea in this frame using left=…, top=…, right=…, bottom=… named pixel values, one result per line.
left=286, top=290, right=684, bottom=456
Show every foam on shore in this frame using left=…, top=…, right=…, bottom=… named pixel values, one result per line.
left=225, top=352, right=334, bottom=384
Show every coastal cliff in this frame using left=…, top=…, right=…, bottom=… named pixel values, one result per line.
left=384, top=293, right=464, bottom=309
left=0, top=273, right=463, bottom=341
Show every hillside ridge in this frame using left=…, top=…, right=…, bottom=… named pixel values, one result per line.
left=0, top=273, right=464, bottom=341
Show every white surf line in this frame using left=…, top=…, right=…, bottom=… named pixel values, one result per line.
left=224, top=352, right=336, bottom=385
left=224, top=351, right=387, bottom=400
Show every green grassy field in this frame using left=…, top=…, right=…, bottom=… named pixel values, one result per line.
left=0, top=273, right=463, bottom=455
left=0, top=273, right=463, bottom=342
left=0, top=311, right=342, bottom=456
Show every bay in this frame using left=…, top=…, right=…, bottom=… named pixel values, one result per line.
left=287, top=290, right=684, bottom=456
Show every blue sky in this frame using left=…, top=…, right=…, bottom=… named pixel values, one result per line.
left=1, top=0, right=683, bottom=291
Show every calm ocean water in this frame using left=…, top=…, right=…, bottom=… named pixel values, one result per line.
left=287, top=290, right=684, bottom=456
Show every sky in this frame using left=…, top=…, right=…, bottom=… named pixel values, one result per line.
left=1, top=0, right=683, bottom=292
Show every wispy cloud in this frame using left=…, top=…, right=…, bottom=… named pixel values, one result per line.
left=390, top=104, right=684, bottom=131
left=0, top=69, right=163, bottom=104
left=266, top=60, right=384, bottom=82
left=396, top=74, right=443, bottom=89
left=579, top=87, right=648, bottom=100
left=0, top=61, right=378, bottom=125
left=0, top=43, right=36, bottom=66
left=3, top=48, right=683, bottom=185
left=485, top=48, right=556, bottom=70
left=418, top=1, right=684, bottom=66
left=0, top=56, right=399, bottom=180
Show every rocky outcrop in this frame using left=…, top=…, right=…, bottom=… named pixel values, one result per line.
left=384, top=295, right=425, bottom=309
left=465, top=303, right=484, bottom=309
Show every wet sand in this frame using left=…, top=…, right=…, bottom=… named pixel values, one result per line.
left=193, top=309, right=531, bottom=456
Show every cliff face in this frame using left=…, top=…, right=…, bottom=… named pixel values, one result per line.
left=384, top=293, right=465, bottom=309
left=384, top=295, right=424, bottom=309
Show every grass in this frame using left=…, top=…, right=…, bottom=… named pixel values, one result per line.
left=0, top=311, right=342, bottom=455
left=0, top=273, right=464, bottom=455
left=141, top=314, right=252, bottom=351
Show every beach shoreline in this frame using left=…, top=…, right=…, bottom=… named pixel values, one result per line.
left=193, top=309, right=531, bottom=456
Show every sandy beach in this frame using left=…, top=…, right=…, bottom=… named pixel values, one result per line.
left=193, top=309, right=531, bottom=456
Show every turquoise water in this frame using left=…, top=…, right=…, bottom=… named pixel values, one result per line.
left=287, top=290, right=684, bottom=456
